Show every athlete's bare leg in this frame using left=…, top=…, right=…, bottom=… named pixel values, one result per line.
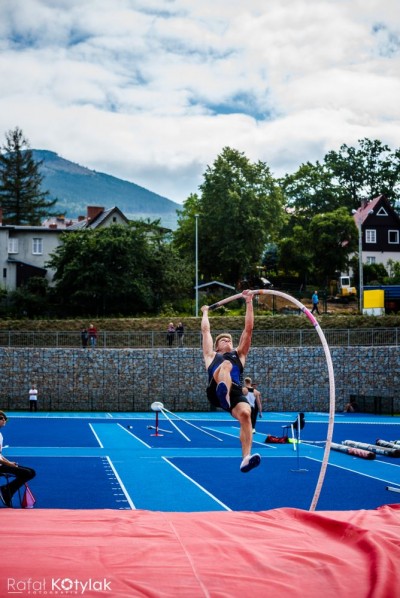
left=231, top=402, right=252, bottom=456
left=213, top=361, right=232, bottom=408
left=232, top=402, right=261, bottom=473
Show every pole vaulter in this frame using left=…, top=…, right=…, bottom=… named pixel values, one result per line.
left=208, top=289, right=336, bottom=512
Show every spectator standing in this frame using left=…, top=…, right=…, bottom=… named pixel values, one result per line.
left=88, top=324, right=98, bottom=347
left=166, top=322, right=175, bottom=347
left=176, top=322, right=185, bottom=347
left=29, top=384, right=38, bottom=412
left=81, top=328, right=89, bottom=348
left=311, top=291, right=320, bottom=315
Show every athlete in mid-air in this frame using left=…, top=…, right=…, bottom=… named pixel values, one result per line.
left=201, top=290, right=261, bottom=473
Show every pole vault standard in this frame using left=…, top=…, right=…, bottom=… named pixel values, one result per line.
left=150, top=401, right=189, bottom=440
left=209, top=289, right=336, bottom=512
left=161, top=407, right=223, bottom=442
left=150, top=401, right=223, bottom=442
left=149, top=402, right=165, bottom=436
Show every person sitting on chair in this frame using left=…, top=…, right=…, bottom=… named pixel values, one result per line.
left=0, top=410, right=36, bottom=507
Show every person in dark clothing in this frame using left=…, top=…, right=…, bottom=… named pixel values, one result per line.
left=0, top=411, right=36, bottom=507
left=166, top=322, right=175, bottom=347
left=176, top=322, right=185, bottom=347
left=201, top=290, right=261, bottom=473
left=81, top=328, right=89, bottom=348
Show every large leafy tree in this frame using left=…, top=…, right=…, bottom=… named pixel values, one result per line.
left=281, top=139, right=400, bottom=223
left=324, top=138, right=400, bottom=208
left=308, top=208, right=358, bottom=282
left=278, top=225, right=313, bottom=281
left=47, top=224, right=192, bottom=316
left=280, top=161, right=345, bottom=219
left=173, top=193, right=202, bottom=262
left=278, top=209, right=357, bottom=285
left=0, top=127, right=56, bottom=224
left=175, top=147, right=285, bottom=287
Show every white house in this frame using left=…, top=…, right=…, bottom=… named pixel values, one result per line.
left=0, top=206, right=130, bottom=291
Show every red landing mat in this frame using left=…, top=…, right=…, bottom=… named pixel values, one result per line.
left=2, top=505, right=400, bottom=597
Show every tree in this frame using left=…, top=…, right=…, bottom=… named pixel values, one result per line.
left=8, top=277, right=50, bottom=318
left=0, top=127, right=56, bottom=225
left=277, top=209, right=357, bottom=285
left=277, top=225, right=313, bottom=281
left=173, top=193, right=202, bottom=263
left=47, top=223, right=192, bottom=316
left=308, top=208, right=358, bottom=282
left=280, top=161, right=345, bottom=218
left=261, top=243, right=279, bottom=274
left=280, top=139, right=400, bottom=225
left=175, top=147, right=285, bottom=287
left=385, top=260, right=400, bottom=283
left=324, top=138, right=400, bottom=208
left=363, top=263, right=388, bottom=285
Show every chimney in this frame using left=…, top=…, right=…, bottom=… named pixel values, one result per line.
left=49, top=224, right=58, bottom=229
left=87, top=206, right=104, bottom=223
left=361, top=198, right=369, bottom=209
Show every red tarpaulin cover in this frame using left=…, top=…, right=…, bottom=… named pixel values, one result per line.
left=2, top=505, right=400, bottom=597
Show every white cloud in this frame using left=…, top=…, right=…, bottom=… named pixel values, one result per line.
left=0, top=0, right=399, bottom=204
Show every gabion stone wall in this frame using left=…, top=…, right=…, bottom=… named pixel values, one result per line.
left=0, top=346, right=398, bottom=413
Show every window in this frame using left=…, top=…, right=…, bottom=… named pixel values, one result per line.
left=366, top=256, right=376, bottom=265
left=365, top=229, right=376, bottom=244
left=32, top=238, right=43, bottom=255
left=3, top=268, right=6, bottom=278
left=8, top=238, right=18, bottom=254
left=388, top=230, right=399, bottom=244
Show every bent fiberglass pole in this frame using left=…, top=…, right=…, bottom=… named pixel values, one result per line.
left=209, top=289, right=335, bottom=511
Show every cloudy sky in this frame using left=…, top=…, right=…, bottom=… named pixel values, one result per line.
left=0, top=0, right=399, bottom=205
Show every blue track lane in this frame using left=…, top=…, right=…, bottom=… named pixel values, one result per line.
left=1, top=412, right=400, bottom=511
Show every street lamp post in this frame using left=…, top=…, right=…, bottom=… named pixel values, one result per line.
left=352, top=208, right=373, bottom=314
left=195, top=214, right=199, bottom=317
left=357, top=216, right=363, bottom=314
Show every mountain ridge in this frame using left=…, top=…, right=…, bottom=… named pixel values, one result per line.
left=33, top=150, right=180, bottom=229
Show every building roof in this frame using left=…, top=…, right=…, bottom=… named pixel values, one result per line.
left=66, top=206, right=128, bottom=230
left=353, top=195, right=399, bottom=226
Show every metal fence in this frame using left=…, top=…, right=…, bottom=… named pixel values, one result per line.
left=0, top=328, right=398, bottom=348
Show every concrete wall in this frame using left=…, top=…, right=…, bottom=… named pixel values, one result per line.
left=0, top=346, right=399, bottom=413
